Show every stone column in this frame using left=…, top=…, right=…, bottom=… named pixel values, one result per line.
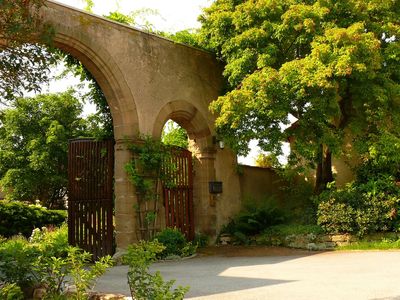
left=114, top=138, right=138, bottom=252
left=193, top=147, right=218, bottom=238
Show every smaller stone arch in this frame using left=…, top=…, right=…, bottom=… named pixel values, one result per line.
left=152, top=100, right=213, bottom=146
left=153, top=100, right=219, bottom=237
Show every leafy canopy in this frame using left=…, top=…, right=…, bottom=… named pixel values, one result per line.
left=0, top=91, right=89, bottom=207
left=161, top=120, right=189, bottom=149
left=0, top=0, right=58, bottom=104
left=200, top=0, right=400, bottom=170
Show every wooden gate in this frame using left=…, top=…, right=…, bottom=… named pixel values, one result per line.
left=68, top=139, right=114, bottom=259
left=163, top=148, right=194, bottom=240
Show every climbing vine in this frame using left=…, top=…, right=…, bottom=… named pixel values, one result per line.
left=125, top=136, right=177, bottom=240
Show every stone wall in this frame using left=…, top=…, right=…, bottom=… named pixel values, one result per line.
left=238, top=165, right=286, bottom=206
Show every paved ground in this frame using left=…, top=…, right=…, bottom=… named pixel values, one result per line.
left=94, top=246, right=400, bottom=299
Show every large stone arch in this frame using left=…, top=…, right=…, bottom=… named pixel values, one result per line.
left=35, top=0, right=243, bottom=251
left=42, top=1, right=141, bottom=250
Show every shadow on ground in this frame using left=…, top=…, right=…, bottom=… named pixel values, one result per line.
left=94, top=246, right=320, bottom=298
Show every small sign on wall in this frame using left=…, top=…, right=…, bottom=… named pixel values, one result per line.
left=209, top=181, right=223, bottom=194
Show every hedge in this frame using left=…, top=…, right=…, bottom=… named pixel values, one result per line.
left=0, top=201, right=67, bottom=238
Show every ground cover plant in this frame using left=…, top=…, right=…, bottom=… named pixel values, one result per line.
left=219, top=199, right=287, bottom=245
left=337, top=238, right=400, bottom=251
left=0, top=225, right=112, bottom=299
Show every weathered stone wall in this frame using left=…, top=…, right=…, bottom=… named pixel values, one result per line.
left=239, top=165, right=286, bottom=206
left=42, top=1, right=241, bottom=250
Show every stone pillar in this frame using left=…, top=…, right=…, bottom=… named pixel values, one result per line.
left=114, top=138, right=138, bottom=252
left=193, top=147, right=217, bottom=238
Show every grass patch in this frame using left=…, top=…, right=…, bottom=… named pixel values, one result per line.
left=337, top=238, right=400, bottom=250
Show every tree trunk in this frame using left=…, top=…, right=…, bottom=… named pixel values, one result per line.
left=315, top=144, right=334, bottom=194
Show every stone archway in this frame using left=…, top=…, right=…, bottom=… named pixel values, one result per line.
left=37, top=1, right=242, bottom=252
left=153, top=100, right=218, bottom=237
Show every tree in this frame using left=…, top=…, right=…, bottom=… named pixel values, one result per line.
left=61, top=52, right=114, bottom=139
left=0, top=0, right=57, bottom=104
left=199, top=0, right=400, bottom=192
left=161, top=120, right=189, bottom=149
left=254, top=152, right=279, bottom=168
left=0, top=91, right=88, bottom=207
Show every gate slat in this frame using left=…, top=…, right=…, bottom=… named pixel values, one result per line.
left=68, top=139, right=114, bottom=260
left=163, top=148, right=194, bottom=240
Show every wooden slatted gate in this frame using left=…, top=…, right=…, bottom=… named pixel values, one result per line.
left=68, top=139, right=114, bottom=259
left=163, top=148, right=194, bottom=240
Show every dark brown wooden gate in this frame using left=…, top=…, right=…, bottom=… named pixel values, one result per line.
left=68, top=139, right=114, bottom=259
left=163, top=148, right=194, bottom=240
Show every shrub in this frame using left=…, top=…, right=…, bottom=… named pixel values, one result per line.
left=124, top=240, right=189, bottom=300
left=220, top=199, right=286, bottom=244
left=317, top=199, right=356, bottom=234
left=153, top=228, right=197, bottom=258
left=0, top=236, right=40, bottom=286
left=193, top=232, right=209, bottom=248
left=154, top=228, right=185, bottom=257
left=0, top=283, right=24, bottom=300
left=0, top=201, right=66, bottom=237
left=316, top=177, right=400, bottom=236
left=0, top=225, right=111, bottom=300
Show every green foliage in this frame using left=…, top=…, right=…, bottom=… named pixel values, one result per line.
left=0, top=0, right=57, bottom=103
left=0, top=236, right=40, bottom=286
left=262, top=224, right=324, bottom=237
left=356, top=132, right=400, bottom=183
left=103, top=7, right=161, bottom=32
left=193, top=232, right=209, bottom=248
left=104, top=11, right=134, bottom=25
left=162, top=120, right=189, bottom=149
left=60, top=52, right=114, bottom=139
left=125, top=136, right=177, bottom=240
left=154, top=228, right=197, bottom=259
left=124, top=240, right=189, bottom=300
left=29, top=224, right=69, bottom=257
left=0, top=283, right=24, bottom=300
left=0, top=226, right=112, bottom=299
left=154, top=228, right=185, bottom=258
left=123, top=240, right=165, bottom=268
left=0, top=201, right=66, bottom=238
left=338, top=238, right=400, bottom=251
left=257, top=224, right=324, bottom=246
left=160, top=30, right=207, bottom=50
left=220, top=198, right=286, bottom=244
left=200, top=0, right=400, bottom=190
left=254, top=153, right=279, bottom=168
left=317, top=177, right=400, bottom=236
left=81, top=0, right=94, bottom=13
left=65, top=248, right=113, bottom=300
left=0, top=91, right=89, bottom=207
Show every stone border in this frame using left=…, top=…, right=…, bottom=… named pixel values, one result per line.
left=238, top=232, right=400, bottom=250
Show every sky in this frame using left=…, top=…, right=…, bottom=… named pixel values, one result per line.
left=56, top=0, right=212, bottom=33
left=47, top=0, right=271, bottom=166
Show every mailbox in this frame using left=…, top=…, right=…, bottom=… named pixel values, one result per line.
left=209, top=181, right=223, bottom=194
